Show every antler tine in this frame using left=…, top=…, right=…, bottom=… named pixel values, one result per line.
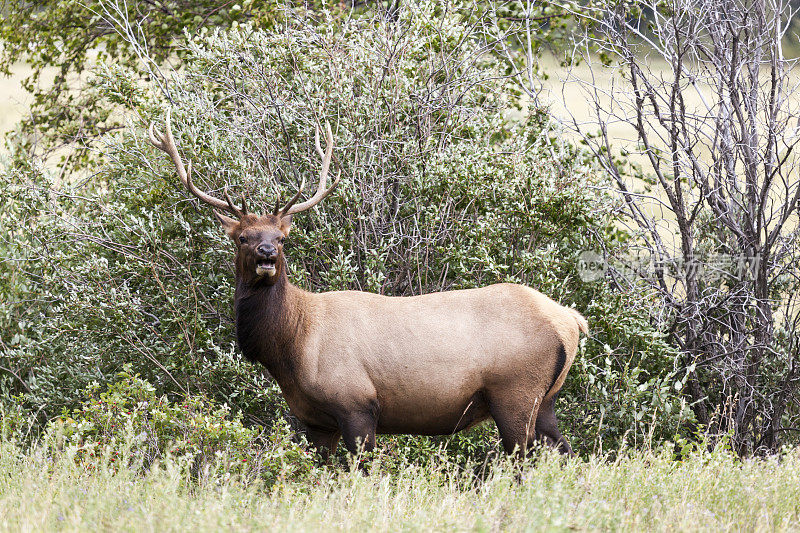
left=314, top=121, right=325, bottom=158
left=148, top=122, right=165, bottom=150
left=272, top=191, right=282, bottom=216
left=222, top=185, right=251, bottom=217
left=222, top=187, right=245, bottom=218
left=281, top=121, right=341, bottom=217
left=147, top=109, right=246, bottom=217
left=278, top=176, right=306, bottom=217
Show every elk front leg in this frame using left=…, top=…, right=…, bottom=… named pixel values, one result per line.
left=305, top=425, right=341, bottom=462
left=339, top=410, right=378, bottom=456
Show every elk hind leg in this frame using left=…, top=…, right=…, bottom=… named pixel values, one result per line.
left=535, top=393, right=573, bottom=456
left=488, top=393, right=541, bottom=456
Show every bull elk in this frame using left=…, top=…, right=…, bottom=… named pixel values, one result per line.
left=148, top=112, right=588, bottom=458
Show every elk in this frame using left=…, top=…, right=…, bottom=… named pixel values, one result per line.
left=148, top=112, right=588, bottom=458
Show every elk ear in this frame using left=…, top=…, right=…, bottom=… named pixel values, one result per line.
left=280, top=214, right=292, bottom=235
left=213, top=210, right=239, bottom=239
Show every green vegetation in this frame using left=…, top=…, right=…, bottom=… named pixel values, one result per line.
left=2, top=374, right=796, bottom=530
left=0, top=0, right=286, bottom=169
left=1, top=431, right=798, bottom=531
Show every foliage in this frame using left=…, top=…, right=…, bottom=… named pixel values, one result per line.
left=0, top=400, right=31, bottom=444
left=0, top=0, right=298, bottom=170
left=0, top=0, right=588, bottom=175
left=49, top=370, right=315, bottom=485
left=1, top=1, right=690, bottom=458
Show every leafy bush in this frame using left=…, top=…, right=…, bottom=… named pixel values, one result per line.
left=50, top=370, right=314, bottom=485
left=0, top=1, right=691, bottom=457
left=0, top=0, right=295, bottom=172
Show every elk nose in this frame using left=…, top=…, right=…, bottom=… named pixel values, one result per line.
left=257, top=244, right=277, bottom=257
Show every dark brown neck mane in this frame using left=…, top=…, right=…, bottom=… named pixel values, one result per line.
left=234, top=258, right=304, bottom=382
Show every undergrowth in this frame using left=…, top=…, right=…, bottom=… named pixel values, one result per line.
left=0, top=434, right=797, bottom=532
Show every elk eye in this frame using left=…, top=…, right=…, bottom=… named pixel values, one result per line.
left=239, top=235, right=247, bottom=244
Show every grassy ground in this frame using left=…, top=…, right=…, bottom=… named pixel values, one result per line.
left=1, top=440, right=798, bottom=532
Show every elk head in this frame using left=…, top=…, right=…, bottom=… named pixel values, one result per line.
left=148, top=111, right=341, bottom=286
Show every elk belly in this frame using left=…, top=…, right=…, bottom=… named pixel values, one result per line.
left=375, top=389, right=492, bottom=436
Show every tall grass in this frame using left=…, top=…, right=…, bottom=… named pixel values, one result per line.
left=1, top=438, right=798, bottom=532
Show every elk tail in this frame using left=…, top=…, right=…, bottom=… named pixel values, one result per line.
left=570, top=309, right=589, bottom=335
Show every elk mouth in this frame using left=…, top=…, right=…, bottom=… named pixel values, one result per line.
left=255, top=257, right=278, bottom=277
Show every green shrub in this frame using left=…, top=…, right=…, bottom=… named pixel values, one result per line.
left=0, top=0, right=296, bottom=173
left=50, top=370, right=315, bottom=485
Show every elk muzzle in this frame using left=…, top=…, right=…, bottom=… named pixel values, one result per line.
left=255, top=244, right=279, bottom=278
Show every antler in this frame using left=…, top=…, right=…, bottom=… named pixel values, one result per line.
left=274, top=121, right=341, bottom=217
left=148, top=109, right=248, bottom=218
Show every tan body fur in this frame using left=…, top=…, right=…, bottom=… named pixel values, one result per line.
left=297, top=285, right=581, bottom=434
